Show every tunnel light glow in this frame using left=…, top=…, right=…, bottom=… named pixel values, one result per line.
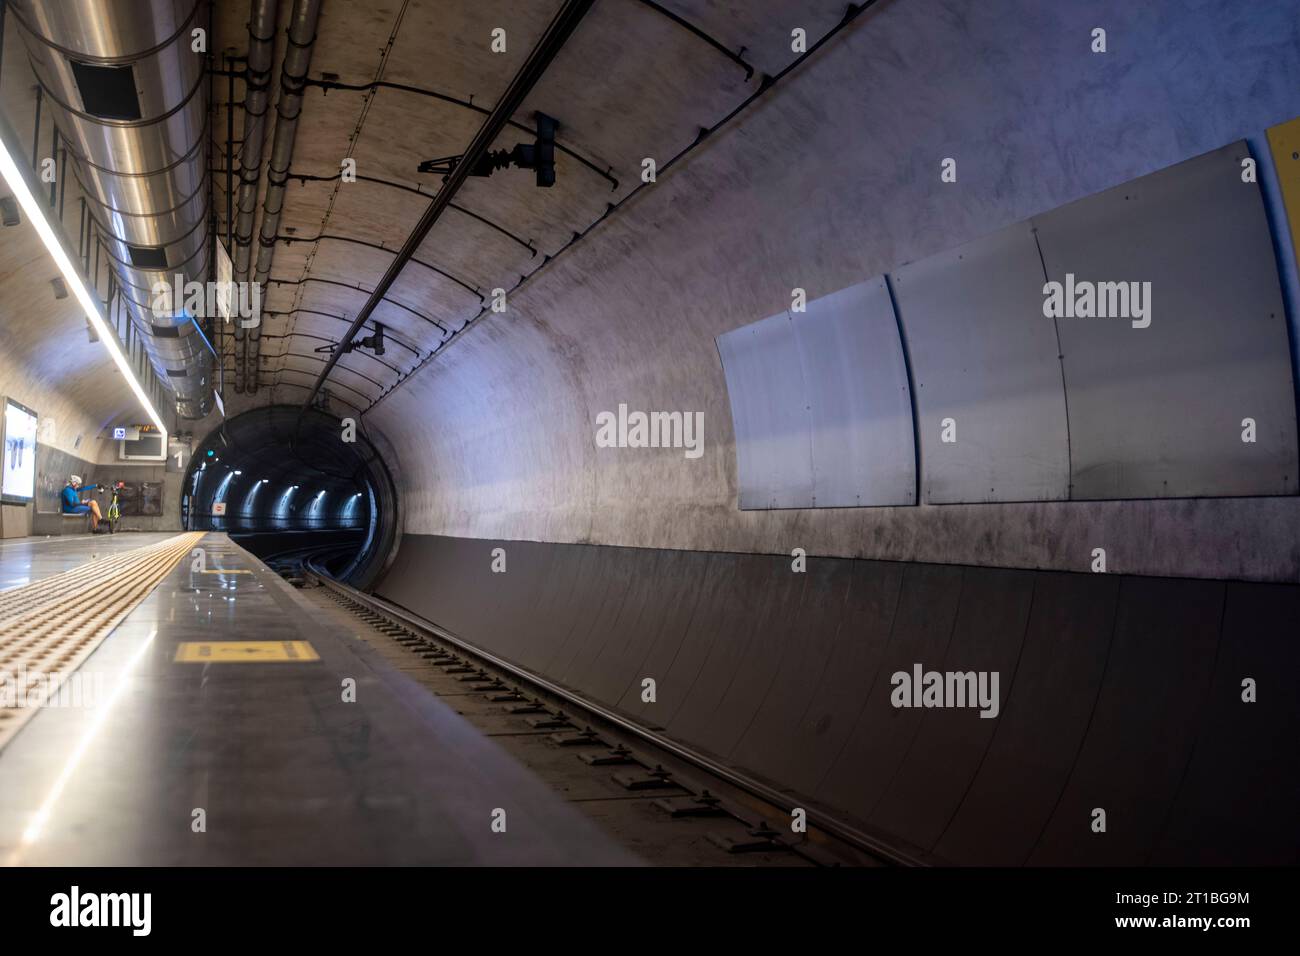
left=307, top=489, right=328, bottom=521
left=0, top=113, right=167, bottom=437
left=273, top=485, right=298, bottom=520
left=242, top=479, right=263, bottom=515
left=212, top=472, right=234, bottom=507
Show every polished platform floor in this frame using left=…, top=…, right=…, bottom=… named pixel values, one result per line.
left=0, top=533, right=634, bottom=865
left=0, top=532, right=180, bottom=592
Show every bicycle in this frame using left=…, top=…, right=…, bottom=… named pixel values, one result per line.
left=91, top=481, right=124, bottom=534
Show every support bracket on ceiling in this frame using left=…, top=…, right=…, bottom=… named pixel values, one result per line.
left=314, top=322, right=386, bottom=358
left=418, top=112, right=558, bottom=188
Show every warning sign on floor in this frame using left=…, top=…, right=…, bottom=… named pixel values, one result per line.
left=174, top=641, right=320, bottom=663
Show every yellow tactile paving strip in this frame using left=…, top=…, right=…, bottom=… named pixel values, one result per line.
left=0, top=531, right=205, bottom=751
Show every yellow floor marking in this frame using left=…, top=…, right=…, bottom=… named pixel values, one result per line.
left=174, top=641, right=320, bottom=663
left=1267, top=115, right=1300, bottom=273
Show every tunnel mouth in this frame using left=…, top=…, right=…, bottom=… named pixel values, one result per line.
left=181, top=405, right=398, bottom=586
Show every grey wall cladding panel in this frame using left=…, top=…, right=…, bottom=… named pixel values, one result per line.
left=1029, top=577, right=1224, bottom=865
left=1151, top=582, right=1300, bottom=865
left=892, top=222, right=1071, bottom=503
left=1035, top=141, right=1299, bottom=499
left=377, top=534, right=1300, bottom=865
left=716, top=312, right=814, bottom=508
left=935, top=571, right=1120, bottom=865
left=792, top=278, right=917, bottom=506
left=869, top=566, right=1035, bottom=851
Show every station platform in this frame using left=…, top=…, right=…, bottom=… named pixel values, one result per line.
left=0, top=532, right=634, bottom=865
left=0, top=532, right=180, bottom=592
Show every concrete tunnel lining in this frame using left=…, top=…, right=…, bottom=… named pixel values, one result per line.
left=0, top=0, right=1297, bottom=884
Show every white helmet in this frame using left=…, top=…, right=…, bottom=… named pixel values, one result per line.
left=69, top=474, right=82, bottom=486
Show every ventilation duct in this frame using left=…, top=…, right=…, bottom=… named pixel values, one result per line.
left=231, top=0, right=280, bottom=394
left=8, top=0, right=214, bottom=418
left=246, top=0, right=320, bottom=394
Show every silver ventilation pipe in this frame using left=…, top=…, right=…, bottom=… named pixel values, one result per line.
left=247, top=0, right=321, bottom=395
left=9, top=0, right=213, bottom=419
left=231, top=0, right=279, bottom=394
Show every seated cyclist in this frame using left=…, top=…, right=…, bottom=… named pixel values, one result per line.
left=60, top=475, right=102, bottom=531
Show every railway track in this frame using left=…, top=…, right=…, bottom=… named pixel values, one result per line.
left=301, top=559, right=917, bottom=867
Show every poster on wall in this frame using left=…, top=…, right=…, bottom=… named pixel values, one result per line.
left=116, top=481, right=164, bottom=517
left=2, top=398, right=39, bottom=504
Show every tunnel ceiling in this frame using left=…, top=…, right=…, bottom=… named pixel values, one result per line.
left=211, top=0, right=847, bottom=416
left=4, top=0, right=823, bottom=447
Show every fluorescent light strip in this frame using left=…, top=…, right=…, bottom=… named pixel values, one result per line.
left=0, top=112, right=167, bottom=437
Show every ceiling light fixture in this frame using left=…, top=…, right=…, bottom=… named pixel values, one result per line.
left=0, top=112, right=166, bottom=435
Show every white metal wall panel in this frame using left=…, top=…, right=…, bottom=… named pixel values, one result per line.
left=892, top=222, right=1071, bottom=503
left=792, top=278, right=916, bottom=506
left=1035, top=141, right=1299, bottom=499
left=716, top=312, right=815, bottom=509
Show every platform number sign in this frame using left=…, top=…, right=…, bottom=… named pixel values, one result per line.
left=167, top=438, right=191, bottom=474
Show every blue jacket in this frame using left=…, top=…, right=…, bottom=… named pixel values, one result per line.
left=60, top=484, right=98, bottom=512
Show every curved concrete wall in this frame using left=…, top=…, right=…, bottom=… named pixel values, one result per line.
left=377, top=534, right=1300, bottom=865
left=367, top=0, right=1300, bottom=581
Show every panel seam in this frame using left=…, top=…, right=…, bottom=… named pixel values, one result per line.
left=1032, top=223, right=1074, bottom=499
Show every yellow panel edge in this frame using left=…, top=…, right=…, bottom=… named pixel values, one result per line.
left=1266, top=115, right=1300, bottom=275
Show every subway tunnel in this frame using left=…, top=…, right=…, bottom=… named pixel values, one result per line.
left=0, top=0, right=1298, bottom=921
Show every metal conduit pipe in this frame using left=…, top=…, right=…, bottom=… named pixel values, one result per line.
left=247, top=0, right=320, bottom=395
left=8, top=0, right=214, bottom=417
left=231, top=0, right=279, bottom=394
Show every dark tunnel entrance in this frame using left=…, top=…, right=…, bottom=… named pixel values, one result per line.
left=181, top=405, right=398, bottom=585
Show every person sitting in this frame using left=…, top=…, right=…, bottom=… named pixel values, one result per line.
left=60, top=475, right=102, bottom=531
